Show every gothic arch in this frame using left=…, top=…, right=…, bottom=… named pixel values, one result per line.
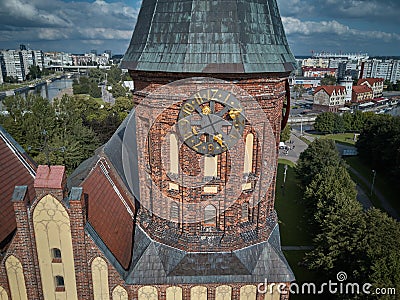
left=112, top=285, right=128, bottom=300
left=5, top=255, right=27, bottom=300
left=138, top=286, right=158, bottom=300
left=191, top=286, right=207, bottom=300
left=33, top=194, right=78, bottom=299
left=240, top=285, right=256, bottom=300
left=166, top=286, right=182, bottom=300
left=91, top=257, right=110, bottom=300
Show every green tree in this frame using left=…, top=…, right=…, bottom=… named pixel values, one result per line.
left=27, top=65, right=41, bottom=80
left=110, top=84, right=129, bottom=98
left=357, top=114, right=400, bottom=177
left=296, top=139, right=343, bottom=186
left=314, top=112, right=336, bottom=133
left=304, top=165, right=364, bottom=276
left=280, top=124, right=291, bottom=142
left=321, top=75, right=337, bottom=86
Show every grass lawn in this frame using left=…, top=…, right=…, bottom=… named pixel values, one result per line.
left=275, top=161, right=320, bottom=299
left=283, top=251, right=322, bottom=300
left=275, top=162, right=313, bottom=246
left=345, top=156, right=400, bottom=215
left=309, top=132, right=356, bottom=146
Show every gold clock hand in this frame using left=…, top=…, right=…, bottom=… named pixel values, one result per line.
left=229, top=109, right=242, bottom=119
left=213, top=134, right=224, bottom=146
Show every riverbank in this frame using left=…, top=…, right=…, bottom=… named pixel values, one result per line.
left=53, top=87, right=73, bottom=100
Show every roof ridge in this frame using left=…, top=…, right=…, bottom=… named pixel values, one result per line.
left=0, top=125, right=36, bottom=178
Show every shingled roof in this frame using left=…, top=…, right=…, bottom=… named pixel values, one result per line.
left=121, top=0, right=296, bottom=73
left=0, top=125, right=36, bottom=249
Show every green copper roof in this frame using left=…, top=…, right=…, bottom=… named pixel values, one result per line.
left=121, top=0, right=296, bottom=73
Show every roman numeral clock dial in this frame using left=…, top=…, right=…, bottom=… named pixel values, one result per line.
left=178, top=88, right=245, bottom=156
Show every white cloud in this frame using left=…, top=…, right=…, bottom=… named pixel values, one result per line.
left=282, top=17, right=400, bottom=42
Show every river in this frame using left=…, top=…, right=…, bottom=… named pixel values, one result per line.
left=25, top=78, right=74, bottom=101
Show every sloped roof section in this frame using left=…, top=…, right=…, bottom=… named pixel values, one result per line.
left=81, top=161, right=135, bottom=270
left=121, top=0, right=296, bottom=73
left=123, top=224, right=294, bottom=284
left=0, top=125, right=36, bottom=247
left=314, top=85, right=346, bottom=96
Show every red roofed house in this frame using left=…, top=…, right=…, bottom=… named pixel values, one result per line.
left=352, top=85, right=374, bottom=103
left=313, top=85, right=347, bottom=112
left=358, top=78, right=384, bottom=98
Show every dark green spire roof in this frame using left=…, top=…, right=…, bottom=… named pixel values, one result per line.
left=121, top=0, right=296, bottom=73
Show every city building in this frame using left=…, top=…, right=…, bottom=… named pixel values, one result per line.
left=352, top=85, right=373, bottom=103
left=44, top=52, right=73, bottom=67
left=0, top=50, right=25, bottom=82
left=289, top=76, right=321, bottom=88
left=302, top=67, right=337, bottom=78
left=0, top=0, right=295, bottom=299
left=338, top=76, right=353, bottom=103
left=313, top=85, right=346, bottom=112
left=362, top=59, right=400, bottom=84
left=357, top=78, right=384, bottom=98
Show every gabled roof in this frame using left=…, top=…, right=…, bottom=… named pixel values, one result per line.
left=358, top=78, right=384, bottom=86
left=352, top=85, right=373, bottom=94
left=121, top=0, right=296, bottom=73
left=0, top=125, right=36, bottom=247
left=314, top=85, right=346, bottom=96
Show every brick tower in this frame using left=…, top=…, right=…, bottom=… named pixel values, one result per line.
left=117, top=0, right=295, bottom=294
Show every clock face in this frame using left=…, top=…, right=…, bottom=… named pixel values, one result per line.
left=178, top=88, right=245, bottom=156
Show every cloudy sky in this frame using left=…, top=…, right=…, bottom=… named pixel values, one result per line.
left=0, top=0, right=399, bottom=56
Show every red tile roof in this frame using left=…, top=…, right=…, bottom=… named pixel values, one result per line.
left=34, top=165, right=65, bottom=189
left=0, top=126, right=36, bottom=246
left=358, top=78, right=384, bottom=85
left=81, top=161, right=134, bottom=269
left=352, top=85, right=373, bottom=94
left=314, top=85, right=346, bottom=96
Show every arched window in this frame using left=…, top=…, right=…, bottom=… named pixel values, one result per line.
left=55, top=276, right=65, bottom=292
left=243, top=133, right=254, bottom=174
left=241, top=203, right=249, bottom=221
left=204, top=205, right=216, bottom=226
left=170, top=202, right=179, bottom=222
left=169, top=133, right=179, bottom=175
left=52, top=248, right=62, bottom=262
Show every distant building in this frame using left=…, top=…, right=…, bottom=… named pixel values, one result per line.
left=352, top=85, right=373, bottom=103
left=313, top=85, right=346, bottom=112
left=339, top=76, right=353, bottom=103
left=302, top=67, right=336, bottom=78
left=362, top=59, right=400, bottom=84
left=358, top=78, right=384, bottom=98
left=0, top=50, right=25, bottom=81
left=289, top=76, right=321, bottom=88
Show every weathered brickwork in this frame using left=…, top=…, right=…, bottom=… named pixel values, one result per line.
left=0, top=69, right=291, bottom=299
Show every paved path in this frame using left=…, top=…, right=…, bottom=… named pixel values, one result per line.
left=282, top=246, right=314, bottom=251
left=355, top=184, right=373, bottom=210
left=348, top=166, right=400, bottom=220
left=278, top=132, right=308, bottom=163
